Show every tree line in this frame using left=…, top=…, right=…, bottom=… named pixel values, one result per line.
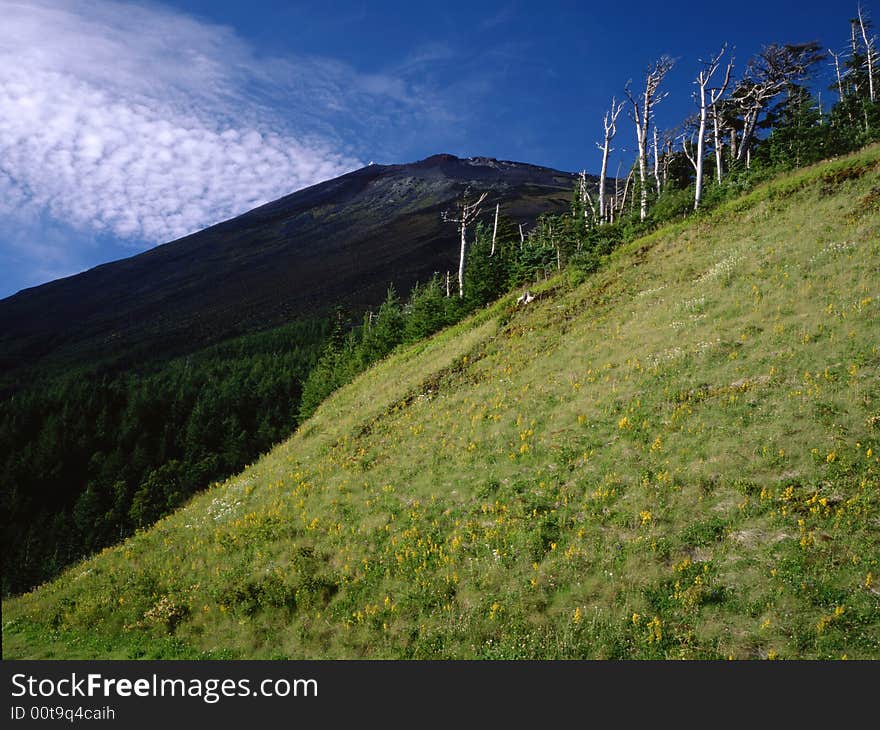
left=589, top=6, right=878, bottom=223
left=443, top=4, right=880, bottom=304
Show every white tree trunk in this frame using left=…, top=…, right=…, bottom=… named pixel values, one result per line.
left=737, top=107, right=760, bottom=165
left=636, top=128, right=648, bottom=220
left=491, top=202, right=499, bottom=256
left=851, top=21, right=864, bottom=97
left=859, top=4, right=876, bottom=103
left=663, top=139, right=672, bottom=187
left=612, top=163, right=621, bottom=223
left=830, top=50, right=844, bottom=100
left=598, top=143, right=609, bottom=223
left=550, top=223, right=561, bottom=271
left=619, top=167, right=634, bottom=215
left=457, top=221, right=467, bottom=298
left=653, top=126, right=661, bottom=194
left=695, top=82, right=707, bottom=210
left=713, top=112, right=724, bottom=184
left=580, top=171, right=596, bottom=223
left=637, top=112, right=648, bottom=220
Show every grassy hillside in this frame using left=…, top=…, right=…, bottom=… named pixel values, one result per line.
left=4, top=147, right=879, bottom=659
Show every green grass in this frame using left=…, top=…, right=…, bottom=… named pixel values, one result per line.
left=4, top=146, right=880, bottom=659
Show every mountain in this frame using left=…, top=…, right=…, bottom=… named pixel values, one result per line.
left=0, top=154, right=579, bottom=386
left=4, top=147, right=877, bottom=659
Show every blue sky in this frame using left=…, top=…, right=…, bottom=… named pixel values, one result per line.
left=0, top=0, right=874, bottom=298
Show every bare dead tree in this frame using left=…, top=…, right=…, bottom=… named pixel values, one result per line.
left=579, top=171, right=597, bottom=224
left=656, top=134, right=673, bottom=188
left=850, top=19, right=864, bottom=97
left=624, top=55, right=675, bottom=221
left=490, top=202, right=499, bottom=256
left=442, top=187, right=488, bottom=298
left=611, top=161, right=622, bottom=223
left=549, top=220, right=562, bottom=271
left=858, top=3, right=877, bottom=102
left=731, top=43, right=824, bottom=167
left=618, top=165, right=635, bottom=217
left=596, top=98, right=624, bottom=223
left=730, top=79, right=769, bottom=168
left=694, top=45, right=733, bottom=208
left=711, top=105, right=727, bottom=184
left=711, top=58, right=734, bottom=184
left=829, top=49, right=846, bottom=100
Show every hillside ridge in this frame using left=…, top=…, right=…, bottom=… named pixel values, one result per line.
left=4, top=148, right=878, bottom=659
left=0, top=154, right=580, bottom=386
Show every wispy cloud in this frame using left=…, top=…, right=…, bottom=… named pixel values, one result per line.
left=479, top=4, right=518, bottom=30
left=0, top=0, right=453, bottom=291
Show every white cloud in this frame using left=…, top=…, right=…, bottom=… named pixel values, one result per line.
left=0, top=0, right=447, bottom=255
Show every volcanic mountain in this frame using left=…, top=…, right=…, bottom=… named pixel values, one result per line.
left=0, top=154, right=580, bottom=386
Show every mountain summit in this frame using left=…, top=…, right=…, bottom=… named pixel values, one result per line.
left=0, top=155, right=580, bottom=383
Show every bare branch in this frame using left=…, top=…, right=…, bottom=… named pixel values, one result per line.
left=731, top=42, right=824, bottom=164
left=679, top=132, right=698, bottom=172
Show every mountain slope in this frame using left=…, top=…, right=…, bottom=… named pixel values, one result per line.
left=4, top=147, right=879, bottom=659
left=0, top=155, right=577, bottom=385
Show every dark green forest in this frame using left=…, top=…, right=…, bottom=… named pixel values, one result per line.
left=0, top=320, right=328, bottom=594
left=3, top=20, right=880, bottom=597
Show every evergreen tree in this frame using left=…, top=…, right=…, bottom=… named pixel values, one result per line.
left=760, top=84, right=827, bottom=168
left=404, top=277, right=453, bottom=343
left=360, top=285, right=405, bottom=362
left=463, top=222, right=510, bottom=308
